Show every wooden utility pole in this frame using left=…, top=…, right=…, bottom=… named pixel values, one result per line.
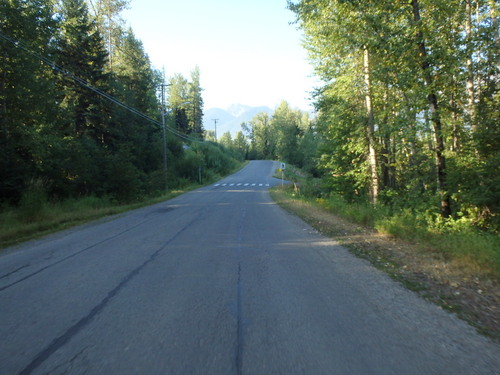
left=212, top=118, right=219, bottom=141
left=160, top=83, right=168, bottom=190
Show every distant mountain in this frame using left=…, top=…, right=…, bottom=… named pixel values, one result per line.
left=203, top=104, right=273, bottom=138
left=226, top=104, right=252, bottom=118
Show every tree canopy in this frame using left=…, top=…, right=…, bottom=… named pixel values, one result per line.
left=0, top=0, right=221, bottom=204
left=287, top=0, right=499, bottom=229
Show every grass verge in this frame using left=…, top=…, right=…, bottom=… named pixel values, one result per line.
left=0, top=162, right=248, bottom=250
left=0, top=189, right=185, bottom=249
left=271, top=185, right=500, bottom=341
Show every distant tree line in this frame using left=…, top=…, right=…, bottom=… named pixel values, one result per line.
left=0, top=0, right=230, bottom=204
left=241, top=101, right=319, bottom=174
left=217, top=130, right=250, bottom=162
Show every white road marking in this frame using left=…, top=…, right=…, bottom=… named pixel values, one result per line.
left=216, top=182, right=271, bottom=188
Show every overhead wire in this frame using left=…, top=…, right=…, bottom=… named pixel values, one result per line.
left=0, top=30, right=205, bottom=144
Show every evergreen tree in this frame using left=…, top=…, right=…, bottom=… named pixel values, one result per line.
left=55, top=0, right=111, bottom=140
left=0, top=0, right=58, bottom=201
left=112, top=28, right=161, bottom=172
left=51, top=0, right=112, bottom=196
left=173, top=107, right=189, bottom=134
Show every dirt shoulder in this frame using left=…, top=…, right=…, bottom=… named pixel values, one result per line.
left=270, top=188, right=500, bottom=342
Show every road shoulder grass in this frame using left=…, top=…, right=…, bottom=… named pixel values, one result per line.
left=0, top=189, right=187, bottom=249
left=0, top=162, right=249, bottom=250
left=270, top=186, right=500, bottom=341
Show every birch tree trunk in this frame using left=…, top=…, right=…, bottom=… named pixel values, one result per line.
left=363, top=47, right=379, bottom=204
left=489, top=0, right=500, bottom=71
left=465, top=0, right=476, bottom=132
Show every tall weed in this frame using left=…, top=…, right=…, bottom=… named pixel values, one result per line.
left=312, top=190, right=499, bottom=278
left=320, top=194, right=388, bottom=227
left=18, top=180, right=48, bottom=223
left=375, top=210, right=428, bottom=242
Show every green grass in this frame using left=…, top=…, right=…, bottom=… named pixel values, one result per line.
left=0, top=162, right=248, bottom=250
left=375, top=211, right=500, bottom=278
left=319, top=194, right=389, bottom=227
left=275, top=184, right=500, bottom=280
left=0, top=191, right=182, bottom=249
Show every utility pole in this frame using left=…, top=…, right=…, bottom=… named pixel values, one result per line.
left=212, top=118, right=219, bottom=141
left=160, top=82, right=170, bottom=191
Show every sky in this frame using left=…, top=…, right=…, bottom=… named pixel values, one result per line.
left=122, top=0, right=318, bottom=111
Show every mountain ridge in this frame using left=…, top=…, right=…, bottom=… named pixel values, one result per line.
left=203, top=104, right=273, bottom=137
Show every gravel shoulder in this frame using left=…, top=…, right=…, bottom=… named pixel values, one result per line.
left=270, top=188, right=500, bottom=342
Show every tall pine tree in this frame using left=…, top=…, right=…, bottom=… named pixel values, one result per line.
left=55, top=0, right=110, bottom=141
left=0, top=0, right=58, bottom=201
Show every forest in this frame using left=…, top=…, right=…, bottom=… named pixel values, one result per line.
left=281, top=0, right=498, bottom=233
left=1, top=0, right=239, bottom=208
left=1, top=0, right=499, bottom=237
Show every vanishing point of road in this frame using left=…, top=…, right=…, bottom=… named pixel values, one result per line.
left=1, top=161, right=499, bottom=374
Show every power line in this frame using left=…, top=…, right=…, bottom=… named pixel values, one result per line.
left=0, top=30, right=205, bottom=144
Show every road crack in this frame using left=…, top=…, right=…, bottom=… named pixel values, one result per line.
left=0, top=264, right=29, bottom=280
left=18, top=209, right=207, bottom=375
left=0, top=216, right=158, bottom=292
left=235, top=205, right=246, bottom=375
left=236, top=262, right=243, bottom=375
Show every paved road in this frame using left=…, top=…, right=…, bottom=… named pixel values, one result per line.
left=1, top=160, right=499, bottom=374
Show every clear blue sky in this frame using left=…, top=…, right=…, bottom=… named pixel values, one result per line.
left=122, top=0, right=318, bottom=110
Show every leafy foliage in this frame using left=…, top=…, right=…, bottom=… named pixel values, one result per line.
left=243, top=100, right=318, bottom=174
left=288, top=0, right=500, bottom=231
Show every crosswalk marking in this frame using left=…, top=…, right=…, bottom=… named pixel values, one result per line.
left=214, top=182, right=271, bottom=188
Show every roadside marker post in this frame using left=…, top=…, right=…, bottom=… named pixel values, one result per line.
left=280, top=163, right=285, bottom=186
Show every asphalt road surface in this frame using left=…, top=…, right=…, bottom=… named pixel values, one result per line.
left=1, top=160, right=499, bottom=375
